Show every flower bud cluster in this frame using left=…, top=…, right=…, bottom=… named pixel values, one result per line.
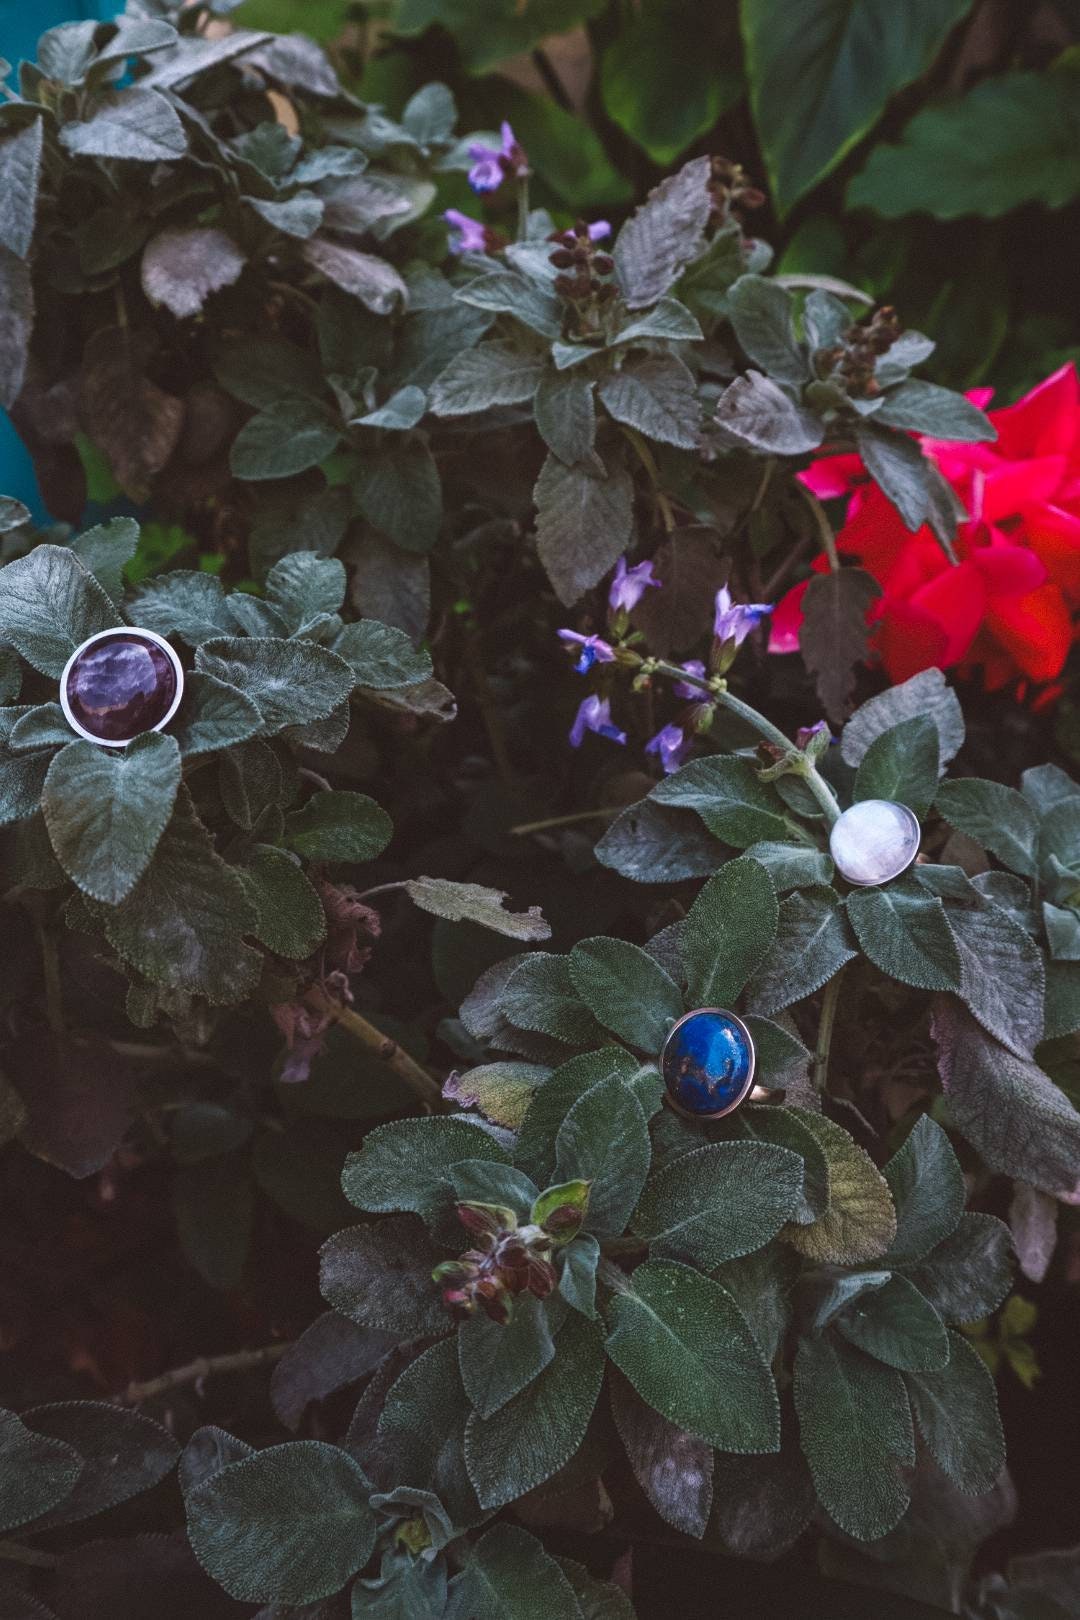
left=433, top=1202, right=577, bottom=1324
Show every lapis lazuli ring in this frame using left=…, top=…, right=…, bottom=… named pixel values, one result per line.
left=59, top=628, right=184, bottom=748
left=660, top=1007, right=757, bottom=1120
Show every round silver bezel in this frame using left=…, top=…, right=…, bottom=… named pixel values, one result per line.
left=59, top=627, right=185, bottom=749
left=660, top=1006, right=757, bottom=1121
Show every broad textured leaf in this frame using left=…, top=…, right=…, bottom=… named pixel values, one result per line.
left=598, top=354, right=700, bottom=449
left=0, top=1409, right=80, bottom=1534
left=906, top=1212, right=1014, bottom=1324
left=705, top=1438, right=817, bottom=1562
left=943, top=890, right=1045, bottom=1058
left=742, top=0, right=976, bottom=212
left=600, top=0, right=740, bottom=165
left=743, top=841, right=834, bottom=892
left=736, top=1104, right=828, bottom=1222
left=682, top=856, right=778, bottom=1007
left=875, top=380, right=995, bottom=441
left=857, top=423, right=959, bottom=542
left=853, top=715, right=939, bottom=818
left=793, top=1332, right=913, bottom=1540
left=841, top=668, right=964, bottom=770
left=130, top=572, right=231, bottom=647
left=458, top=1294, right=562, bottom=1419
left=631, top=1141, right=804, bottom=1267
left=568, top=936, right=682, bottom=1051
left=726, top=276, right=807, bottom=383
left=935, top=777, right=1039, bottom=878
left=265, top=552, right=345, bottom=627
left=595, top=797, right=729, bottom=884
left=712, top=371, right=824, bottom=455
left=464, top=1314, right=605, bottom=1509
left=172, top=673, right=262, bottom=757
left=284, top=791, right=392, bottom=863
left=302, top=237, right=406, bottom=315
left=333, top=619, right=430, bottom=689
left=933, top=999, right=1080, bottom=1201
left=271, top=1315, right=397, bottom=1433
left=514, top=1047, right=641, bottom=1188
left=500, top=954, right=608, bottom=1048
left=609, top=1371, right=713, bottom=1539
left=604, top=1261, right=779, bottom=1452
left=429, top=341, right=544, bottom=415
left=320, top=1218, right=448, bottom=1346
left=185, top=1441, right=374, bottom=1605
left=559, top=1233, right=600, bottom=1320
left=745, top=886, right=858, bottom=1014
left=614, top=155, right=711, bottom=309
left=343, top=1117, right=506, bottom=1219
left=141, top=227, right=245, bottom=319
left=799, top=568, right=882, bottom=722
left=882, top=1114, right=966, bottom=1266
left=533, top=454, right=634, bottom=606
left=69, top=516, right=139, bottom=603
left=239, top=846, right=325, bottom=959
left=455, top=273, right=562, bottom=340
left=847, top=882, right=962, bottom=992
left=60, top=89, right=186, bottom=161
left=0, top=118, right=44, bottom=260
left=836, top=1274, right=949, bottom=1371
left=782, top=1110, right=896, bottom=1264
left=652, top=756, right=800, bottom=847
left=353, top=440, right=442, bottom=554
left=906, top=1331, right=1005, bottom=1494
left=0, top=546, right=120, bottom=676
left=448, top=1524, right=580, bottom=1620
left=196, top=638, right=354, bottom=735
left=21, top=1403, right=178, bottom=1530
left=0, top=245, right=32, bottom=408
left=42, top=734, right=181, bottom=906
left=554, top=1075, right=651, bottom=1236
left=445, top=1062, right=549, bottom=1131
left=533, top=371, right=596, bottom=465
left=405, top=877, right=550, bottom=940
left=230, top=401, right=341, bottom=481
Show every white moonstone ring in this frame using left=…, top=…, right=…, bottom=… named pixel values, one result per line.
left=829, top=798, right=921, bottom=886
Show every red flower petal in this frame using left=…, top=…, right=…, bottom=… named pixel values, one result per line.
left=972, top=455, right=1066, bottom=523
left=990, top=363, right=1080, bottom=461
left=906, top=561, right=986, bottom=665
left=768, top=579, right=809, bottom=655
left=1023, top=504, right=1080, bottom=600
left=798, top=453, right=865, bottom=500
left=877, top=600, right=951, bottom=684
left=970, top=540, right=1047, bottom=599
left=984, top=583, right=1073, bottom=684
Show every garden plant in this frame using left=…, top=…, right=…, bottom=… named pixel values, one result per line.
left=0, top=3, right=1079, bottom=1617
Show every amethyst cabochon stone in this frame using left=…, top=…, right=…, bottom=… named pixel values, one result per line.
left=660, top=1009, right=756, bottom=1119
left=61, top=630, right=181, bottom=746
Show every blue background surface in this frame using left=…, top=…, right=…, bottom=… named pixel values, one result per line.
left=0, top=0, right=113, bottom=520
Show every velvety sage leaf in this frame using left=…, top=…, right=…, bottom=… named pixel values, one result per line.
left=568, top=936, right=682, bottom=1051
left=882, top=1114, right=966, bottom=1266
left=1021, top=761, right=1078, bottom=818
left=782, top=1110, right=896, bottom=1264
left=743, top=841, right=834, bottom=891
left=847, top=882, right=962, bottom=993
left=514, top=1047, right=642, bottom=1187
left=353, top=439, right=441, bottom=554
left=836, top=1275, right=949, bottom=1372
left=652, top=756, right=800, bottom=847
left=742, top=1017, right=812, bottom=1092
left=854, top=715, right=939, bottom=818
left=9, top=704, right=73, bottom=753
left=605, top=1261, right=779, bottom=1452
left=793, top=1332, right=913, bottom=1541
left=22, top=1403, right=178, bottom=1530
left=318, top=1216, right=448, bottom=1339
left=933, top=999, right=1080, bottom=1201
left=303, top=237, right=406, bottom=316
left=705, top=1437, right=817, bottom=1562
left=799, top=568, right=882, bottom=723
left=196, top=638, right=354, bottom=736
left=69, top=516, right=139, bottom=604
left=736, top=1103, right=828, bottom=1222
left=265, top=552, right=345, bottom=630
left=239, top=846, right=325, bottom=960
left=906, top=1212, right=1015, bottom=1325
left=455, top=273, right=562, bottom=340
left=613, top=297, right=704, bottom=344
left=595, top=797, right=729, bottom=883
left=0, top=245, right=32, bottom=409
left=130, top=572, right=231, bottom=646
left=284, top=791, right=392, bottom=863
left=803, top=1271, right=891, bottom=1336
left=0, top=117, right=44, bottom=260
left=857, top=423, right=959, bottom=543
left=609, top=1370, right=713, bottom=1539
left=876, top=380, right=994, bottom=441
left=554, top=1075, right=650, bottom=1236
left=632, top=1141, right=804, bottom=1267
left=726, top=276, right=807, bottom=383
left=944, top=890, right=1045, bottom=1059
left=533, top=371, right=596, bottom=465
left=448, top=1524, right=581, bottom=1620
left=370, top=1337, right=480, bottom=1533
left=906, top=1330, right=1005, bottom=1495
left=59, top=88, right=186, bottom=162
left=429, top=341, right=544, bottom=416
left=745, top=886, right=858, bottom=1015
left=559, top=1233, right=600, bottom=1320
left=533, top=454, right=634, bottom=607
left=42, top=734, right=181, bottom=906
left=102, top=793, right=261, bottom=1002
left=500, top=954, right=609, bottom=1048
left=141, top=227, right=245, bottom=320
left=554, top=1556, right=636, bottom=1620
left=0, top=1409, right=81, bottom=1535
left=213, top=339, right=325, bottom=410
left=342, top=1117, right=507, bottom=1218
left=354, top=384, right=428, bottom=432
left=936, top=777, right=1039, bottom=878
left=598, top=354, right=700, bottom=449
left=173, top=673, right=262, bottom=757
left=713, top=371, right=824, bottom=455
left=683, top=855, right=778, bottom=1007
left=185, top=1441, right=374, bottom=1605
left=613, top=155, right=711, bottom=309
left=447, top=1159, right=539, bottom=1218
left=464, top=1315, right=605, bottom=1510
left=0, top=498, right=30, bottom=536
left=0, top=545, right=120, bottom=676
left=842, top=667, right=964, bottom=770
left=405, top=878, right=551, bottom=941
left=459, top=1294, right=562, bottom=1419
left=230, top=401, right=342, bottom=481
left=445, top=1062, right=550, bottom=1131
left=332, top=620, right=431, bottom=689
left=179, top=1426, right=253, bottom=1496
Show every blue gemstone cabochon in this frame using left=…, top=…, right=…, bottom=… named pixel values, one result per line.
left=661, top=1009, right=755, bottom=1118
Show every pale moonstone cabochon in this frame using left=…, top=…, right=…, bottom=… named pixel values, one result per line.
left=829, top=798, right=922, bottom=886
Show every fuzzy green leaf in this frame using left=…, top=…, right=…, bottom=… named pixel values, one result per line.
left=906, top=1212, right=1014, bottom=1325
left=782, top=1110, right=896, bottom=1264
left=448, top=1523, right=581, bottom=1620
left=373, top=1335, right=481, bottom=1529
left=283, top=791, right=392, bottom=864
left=882, top=1114, right=966, bottom=1266
left=353, top=439, right=442, bottom=554
left=842, top=668, right=964, bottom=771
left=836, top=1274, right=950, bottom=1371
left=631, top=1141, right=804, bottom=1268
left=559, top=1234, right=600, bottom=1319
left=196, top=638, right=354, bottom=736
left=653, top=756, right=801, bottom=848
left=238, top=845, right=326, bottom=960
left=318, top=1216, right=448, bottom=1339
left=726, top=275, right=807, bottom=383
left=847, top=881, right=962, bottom=993
left=343, top=1117, right=507, bottom=1219
left=613, top=156, right=712, bottom=310
left=514, top=1047, right=642, bottom=1188
left=459, top=1294, right=564, bottom=1419
left=875, top=380, right=995, bottom=441
left=608, top=1371, right=714, bottom=1539
left=41, top=734, right=180, bottom=906
left=230, top=399, right=342, bottom=481
left=905, top=1331, right=1005, bottom=1493
left=19, top=1402, right=178, bottom=1530
left=59, top=88, right=186, bottom=162
left=598, top=354, right=701, bottom=449
left=682, top=856, right=778, bottom=1008
left=172, top=672, right=263, bottom=757
left=937, top=885, right=1045, bottom=1059
left=568, top=936, right=683, bottom=1051
left=0, top=1409, right=81, bottom=1535
left=936, top=777, right=1039, bottom=878
left=533, top=371, right=596, bottom=465
left=745, top=886, right=858, bottom=1015
left=430, top=340, right=544, bottom=416
left=554, top=1075, right=651, bottom=1236
left=0, top=118, right=44, bottom=261
left=130, top=571, right=231, bottom=646
left=405, top=877, right=551, bottom=941
left=853, top=714, right=940, bottom=818
left=533, top=454, right=634, bottom=607
left=500, top=954, right=609, bottom=1048
left=0, top=545, right=120, bottom=677
left=713, top=370, right=825, bottom=455
left=332, top=620, right=431, bottom=689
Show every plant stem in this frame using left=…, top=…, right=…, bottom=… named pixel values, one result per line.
left=516, top=174, right=530, bottom=242
left=621, top=426, right=676, bottom=533
left=597, top=1255, right=633, bottom=1294
left=812, top=967, right=845, bottom=1093
left=304, top=986, right=445, bottom=1109
left=117, top=1342, right=289, bottom=1406
left=0, top=1541, right=57, bottom=1569
left=511, top=806, right=627, bottom=836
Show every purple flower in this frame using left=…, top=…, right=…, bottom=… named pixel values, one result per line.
left=608, top=556, right=661, bottom=614
left=588, top=220, right=612, bottom=241
left=467, top=121, right=525, bottom=193
left=713, top=586, right=774, bottom=646
left=645, top=723, right=688, bottom=775
left=796, top=720, right=832, bottom=750
left=569, top=695, right=626, bottom=749
left=674, top=659, right=706, bottom=699
left=445, top=209, right=488, bottom=253
left=557, top=628, right=616, bottom=674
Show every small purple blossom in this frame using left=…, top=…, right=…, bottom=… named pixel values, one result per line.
left=569, top=695, right=626, bottom=749
left=713, top=586, right=774, bottom=646
left=608, top=556, right=661, bottom=615
left=674, top=659, right=706, bottom=700
left=557, top=628, right=616, bottom=674
left=467, top=121, right=526, bottom=193
left=588, top=220, right=612, bottom=241
left=646, top=723, right=688, bottom=775
left=796, top=720, right=832, bottom=750
left=444, top=209, right=487, bottom=254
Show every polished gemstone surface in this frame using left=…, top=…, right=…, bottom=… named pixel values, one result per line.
left=64, top=632, right=178, bottom=743
left=829, top=798, right=921, bottom=886
left=661, top=1010, right=754, bottom=1117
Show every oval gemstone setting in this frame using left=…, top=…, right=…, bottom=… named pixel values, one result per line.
left=661, top=1008, right=756, bottom=1119
left=60, top=629, right=183, bottom=747
left=829, top=798, right=921, bottom=887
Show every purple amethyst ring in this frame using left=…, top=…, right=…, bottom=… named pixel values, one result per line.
left=59, top=628, right=184, bottom=748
